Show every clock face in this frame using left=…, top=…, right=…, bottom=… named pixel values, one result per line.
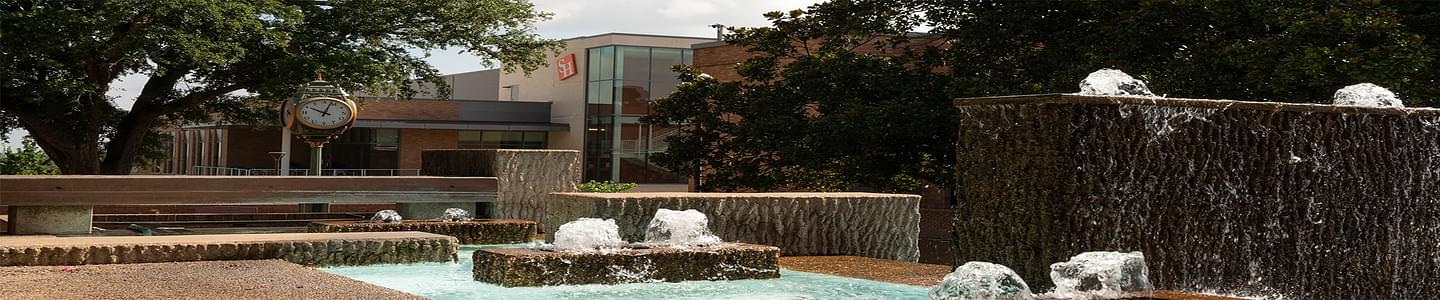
left=280, top=100, right=296, bottom=128
left=297, top=97, right=354, bottom=129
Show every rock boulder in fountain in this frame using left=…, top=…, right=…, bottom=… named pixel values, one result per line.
left=929, top=262, right=1033, bottom=300
left=1049, top=251, right=1152, bottom=296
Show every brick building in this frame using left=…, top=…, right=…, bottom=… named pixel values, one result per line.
left=163, top=33, right=715, bottom=192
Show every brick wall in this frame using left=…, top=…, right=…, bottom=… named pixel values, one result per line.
left=357, top=98, right=459, bottom=120
left=692, top=43, right=750, bottom=82
left=398, top=128, right=458, bottom=169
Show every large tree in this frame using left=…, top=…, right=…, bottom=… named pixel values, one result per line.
left=1, top=0, right=561, bottom=174
left=648, top=0, right=1438, bottom=192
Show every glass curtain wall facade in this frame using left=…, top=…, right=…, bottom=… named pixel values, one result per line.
left=585, top=46, right=692, bottom=183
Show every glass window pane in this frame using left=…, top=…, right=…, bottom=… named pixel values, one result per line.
left=481, top=131, right=503, bottom=143
left=651, top=48, right=683, bottom=81
left=587, top=48, right=601, bottom=80
left=459, top=131, right=483, bottom=142
left=620, top=80, right=649, bottom=115
left=598, top=47, right=614, bottom=80
left=619, top=46, right=649, bottom=81
left=682, top=49, right=693, bottom=65
left=373, top=128, right=399, bottom=150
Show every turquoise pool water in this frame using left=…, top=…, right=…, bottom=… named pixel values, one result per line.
left=319, top=245, right=931, bottom=300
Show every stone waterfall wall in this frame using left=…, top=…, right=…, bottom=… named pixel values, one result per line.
left=952, top=94, right=1440, bottom=299
left=422, top=149, right=580, bottom=226
left=493, top=150, right=580, bottom=226
left=545, top=192, right=921, bottom=261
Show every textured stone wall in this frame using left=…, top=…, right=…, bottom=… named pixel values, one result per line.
left=0, top=233, right=459, bottom=267
left=953, top=94, right=1440, bottom=299
left=472, top=243, right=779, bottom=287
left=307, top=220, right=536, bottom=244
left=545, top=192, right=921, bottom=261
left=492, top=150, right=581, bottom=225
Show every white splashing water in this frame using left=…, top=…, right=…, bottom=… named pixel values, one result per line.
left=1078, top=69, right=1157, bottom=97
left=929, top=262, right=1033, bottom=300
left=1332, top=83, right=1404, bottom=108
left=552, top=218, right=626, bottom=251
left=1047, top=251, right=1152, bottom=298
left=439, top=208, right=472, bottom=222
left=371, top=210, right=402, bottom=223
left=643, top=209, right=723, bottom=247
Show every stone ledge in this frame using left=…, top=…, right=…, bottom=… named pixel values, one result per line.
left=0, top=232, right=458, bottom=267
left=545, top=192, right=921, bottom=261
left=307, top=219, right=536, bottom=244
left=473, top=243, right=780, bottom=287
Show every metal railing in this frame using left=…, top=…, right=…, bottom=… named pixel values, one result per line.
left=190, top=166, right=420, bottom=176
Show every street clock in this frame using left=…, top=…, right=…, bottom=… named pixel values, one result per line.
left=279, top=74, right=358, bottom=213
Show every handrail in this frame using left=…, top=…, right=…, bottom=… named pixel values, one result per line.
left=189, top=166, right=421, bottom=176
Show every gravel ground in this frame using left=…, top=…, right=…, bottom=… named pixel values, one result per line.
left=0, top=260, right=422, bottom=300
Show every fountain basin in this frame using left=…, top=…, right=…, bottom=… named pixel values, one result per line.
left=472, top=243, right=780, bottom=287
left=308, top=219, right=536, bottom=244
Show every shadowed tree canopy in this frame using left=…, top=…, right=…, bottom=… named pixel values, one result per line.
left=647, top=0, right=1438, bottom=192
left=0, top=0, right=562, bottom=174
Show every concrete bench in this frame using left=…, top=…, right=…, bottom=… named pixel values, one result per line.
left=0, top=175, right=497, bottom=235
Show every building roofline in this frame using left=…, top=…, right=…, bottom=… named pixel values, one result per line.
left=562, top=32, right=716, bottom=42
left=690, top=32, right=937, bottom=49
left=441, top=68, right=500, bottom=76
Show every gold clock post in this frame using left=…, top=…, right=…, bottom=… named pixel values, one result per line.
left=280, top=73, right=358, bottom=212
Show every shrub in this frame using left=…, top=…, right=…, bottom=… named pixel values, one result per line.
left=577, top=180, right=637, bottom=193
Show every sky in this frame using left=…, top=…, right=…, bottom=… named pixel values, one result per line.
left=3, top=0, right=825, bottom=150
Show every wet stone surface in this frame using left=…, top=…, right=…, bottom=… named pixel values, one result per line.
left=471, top=243, right=780, bottom=287
left=307, top=219, right=536, bottom=244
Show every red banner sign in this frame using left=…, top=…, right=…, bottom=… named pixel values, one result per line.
left=556, top=53, right=577, bottom=80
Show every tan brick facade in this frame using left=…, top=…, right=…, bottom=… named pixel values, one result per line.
left=356, top=98, right=459, bottom=120
left=398, top=128, right=458, bottom=169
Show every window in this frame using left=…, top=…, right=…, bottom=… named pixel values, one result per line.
left=582, top=45, right=693, bottom=183
left=458, top=131, right=548, bottom=149
left=373, top=128, right=399, bottom=150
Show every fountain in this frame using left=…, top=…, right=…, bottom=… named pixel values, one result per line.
left=1048, top=252, right=1152, bottom=298
left=1333, top=83, right=1404, bottom=108
left=371, top=209, right=402, bottom=223
left=471, top=210, right=781, bottom=287
left=929, top=262, right=1033, bottom=300
left=952, top=71, right=1440, bottom=299
left=308, top=208, right=537, bottom=244
left=1078, top=69, right=1155, bottom=97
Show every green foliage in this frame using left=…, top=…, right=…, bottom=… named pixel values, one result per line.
left=0, top=0, right=562, bottom=174
left=577, top=180, right=638, bottom=193
left=646, top=0, right=1438, bottom=193
left=1, top=137, right=60, bottom=175
left=926, top=0, right=1438, bottom=105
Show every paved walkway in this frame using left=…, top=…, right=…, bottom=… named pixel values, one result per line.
left=0, top=259, right=422, bottom=300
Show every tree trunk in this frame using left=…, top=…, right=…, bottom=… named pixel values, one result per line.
left=98, top=114, right=157, bottom=175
